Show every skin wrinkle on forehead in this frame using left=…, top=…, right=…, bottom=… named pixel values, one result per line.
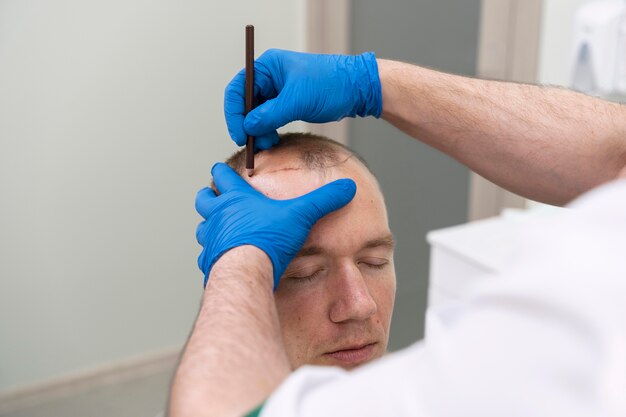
left=244, top=152, right=385, bottom=206
left=211, top=154, right=358, bottom=196
left=256, top=153, right=357, bottom=177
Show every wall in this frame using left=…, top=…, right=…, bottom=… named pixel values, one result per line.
left=538, top=0, right=590, bottom=86
left=350, top=0, right=481, bottom=349
left=0, top=0, right=305, bottom=392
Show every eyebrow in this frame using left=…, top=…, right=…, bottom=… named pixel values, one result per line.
left=295, top=234, right=396, bottom=258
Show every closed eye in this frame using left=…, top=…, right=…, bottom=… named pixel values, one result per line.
left=286, top=268, right=326, bottom=282
left=364, top=263, right=387, bottom=269
left=358, top=260, right=389, bottom=270
left=297, top=270, right=323, bottom=281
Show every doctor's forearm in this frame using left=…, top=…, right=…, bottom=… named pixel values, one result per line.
left=168, top=246, right=290, bottom=417
left=378, top=59, right=626, bottom=205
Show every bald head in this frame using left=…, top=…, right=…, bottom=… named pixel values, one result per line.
left=215, top=133, right=384, bottom=205
left=222, top=132, right=372, bottom=178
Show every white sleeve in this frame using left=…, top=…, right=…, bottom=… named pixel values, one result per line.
left=260, top=180, right=626, bottom=417
left=261, top=343, right=431, bottom=417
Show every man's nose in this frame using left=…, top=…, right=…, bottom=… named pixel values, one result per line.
left=328, top=262, right=377, bottom=323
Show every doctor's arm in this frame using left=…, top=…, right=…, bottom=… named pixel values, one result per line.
left=225, top=50, right=626, bottom=206
left=377, top=59, right=626, bottom=206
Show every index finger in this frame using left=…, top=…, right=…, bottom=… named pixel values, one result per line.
left=211, top=162, right=253, bottom=194
left=224, top=59, right=280, bottom=145
left=195, top=187, right=217, bottom=218
left=224, top=69, right=247, bottom=146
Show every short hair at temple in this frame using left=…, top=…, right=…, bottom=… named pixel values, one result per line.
left=223, top=132, right=372, bottom=176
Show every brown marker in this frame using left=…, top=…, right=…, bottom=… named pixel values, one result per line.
left=245, top=25, right=255, bottom=177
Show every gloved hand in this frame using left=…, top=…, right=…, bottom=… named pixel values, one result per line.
left=195, top=163, right=357, bottom=288
left=224, top=49, right=382, bottom=150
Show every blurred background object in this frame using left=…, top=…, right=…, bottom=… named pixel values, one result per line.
left=570, top=0, right=626, bottom=98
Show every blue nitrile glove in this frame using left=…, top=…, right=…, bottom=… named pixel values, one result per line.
left=195, top=163, right=357, bottom=288
left=224, top=49, right=382, bottom=150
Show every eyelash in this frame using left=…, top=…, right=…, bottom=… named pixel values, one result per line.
left=289, top=261, right=389, bottom=282
left=361, top=262, right=389, bottom=270
left=360, top=261, right=388, bottom=270
left=292, top=269, right=325, bottom=282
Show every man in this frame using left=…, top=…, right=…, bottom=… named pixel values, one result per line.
left=206, top=132, right=396, bottom=370
left=169, top=50, right=626, bottom=416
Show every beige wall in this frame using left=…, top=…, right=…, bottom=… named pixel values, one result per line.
left=0, top=0, right=305, bottom=392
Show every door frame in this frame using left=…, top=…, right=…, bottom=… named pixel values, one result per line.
left=469, top=0, right=544, bottom=220
left=304, top=0, right=351, bottom=145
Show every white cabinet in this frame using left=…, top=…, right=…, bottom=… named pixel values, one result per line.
left=426, top=207, right=563, bottom=310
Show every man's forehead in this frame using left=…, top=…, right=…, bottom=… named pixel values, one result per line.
left=246, top=148, right=376, bottom=200
left=246, top=147, right=392, bottom=260
left=251, top=147, right=309, bottom=174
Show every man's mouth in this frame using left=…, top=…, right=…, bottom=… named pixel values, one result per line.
left=324, top=342, right=377, bottom=366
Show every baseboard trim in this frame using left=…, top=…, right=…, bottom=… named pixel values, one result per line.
left=0, top=346, right=181, bottom=414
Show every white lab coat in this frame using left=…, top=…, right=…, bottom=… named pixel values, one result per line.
left=259, top=179, right=626, bottom=417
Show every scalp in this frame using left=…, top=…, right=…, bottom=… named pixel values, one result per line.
left=225, top=132, right=370, bottom=176
left=213, top=133, right=380, bottom=194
